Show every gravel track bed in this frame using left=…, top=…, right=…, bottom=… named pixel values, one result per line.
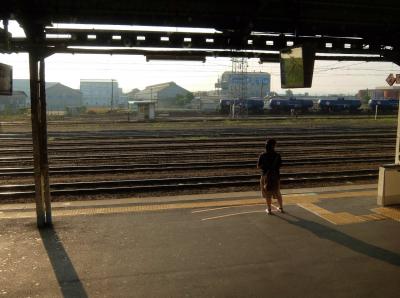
left=0, top=122, right=395, bottom=203
left=2, top=147, right=395, bottom=160
left=0, top=150, right=394, bottom=168
left=0, top=133, right=395, bottom=147
left=0, top=162, right=383, bottom=185
left=3, top=178, right=378, bottom=204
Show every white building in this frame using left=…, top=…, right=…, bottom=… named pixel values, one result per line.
left=133, top=82, right=191, bottom=108
left=80, top=79, right=120, bottom=107
left=216, top=71, right=271, bottom=99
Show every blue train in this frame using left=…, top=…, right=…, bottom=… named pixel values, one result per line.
left=368, top=99, right=399, bottom=112
left=219, top=98, right=264, bottom=114
left=219, top=96, right=398, bottom=115
left=268, top=97, right=314, bottom=113
left=318, top=97, right=361, bottom=113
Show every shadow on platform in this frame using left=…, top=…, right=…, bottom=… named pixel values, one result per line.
left=277, top=213, right=400, bottom=267
left=39, top=227, right=88, bottom=298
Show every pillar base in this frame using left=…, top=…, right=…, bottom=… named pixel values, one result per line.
left=377, top=164, right=400, bottom=206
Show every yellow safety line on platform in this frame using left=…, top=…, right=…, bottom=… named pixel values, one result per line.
left=372, top=206, right=400, bottom=221
left=298, top=202, right=387, bottom=225
left=0, top=198, right=266, bottom=219
left=0, top=189, right=378, bottom=221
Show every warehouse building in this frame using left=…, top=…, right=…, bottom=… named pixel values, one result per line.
left=0, top=91, right=27, bottom=113
left=80, top=79, right=120, bottom=107
left=133, top=82, right=191, bottom=108
left=46, top=83, right=82, bottom=111
left=13, top=79, right=58, bottom=106
left=13, top=79, right=82, bottom=110
left=358, top=86, right=400, bottom=101
left=215, top=71, right=271, bottom=99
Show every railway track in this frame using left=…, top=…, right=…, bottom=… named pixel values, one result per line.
left=0, top=169, right=378, bottom=198
left=0, top=138, right=396, bottom=154
left=1, top=115, right=395, bottom=128
left=0, top=132, right=396, bottom=146
left=0, top=148, right=395, bottom=168
left=0, top=141, right=396, bottom=155
left=0, top=127, right=397, bottom=141
left=0, top=155, right=392, bottom=177
left=0, top=126, right=395, bottom=200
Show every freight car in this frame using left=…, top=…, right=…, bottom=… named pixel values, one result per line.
left=268, top=97, right=314, bottom=113
left=317, top=97, right=361, bottom=113
left=368, top=99, right=399, bottom=112
left=219, top=98, right=264, bottom=114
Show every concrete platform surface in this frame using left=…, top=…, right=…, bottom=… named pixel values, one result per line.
left=1, top=184, right=400, bottom=298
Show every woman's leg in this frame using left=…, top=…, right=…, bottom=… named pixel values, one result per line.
left=273, top=181, right=283, bottom=211
left=265, top=193, right=272, bottom=213
left=274, top=190, right=283, bottom=210
left=260, top=176, right=267, bottom=198
left=261, top=175, right=272, bottom=213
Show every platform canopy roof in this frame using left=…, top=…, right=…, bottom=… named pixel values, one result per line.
left=1, top=0, right=400, bottom=63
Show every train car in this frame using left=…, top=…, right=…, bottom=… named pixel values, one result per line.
left=245, top=98, right=264, bottom=114
left=219, top=98, right=264, bottom=115
left=318, top=97, right=361, bottom=113
left=268, top=97, right=314, bottom=113
left=219, top=99, right=233, bottom=114
left=368, top=99, right=399, bottom=112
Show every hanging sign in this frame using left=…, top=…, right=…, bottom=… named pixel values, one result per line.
left=386, top=73, right=396, bottom=86
left=0, top=63, right=12, bottom=95
left=396, top=74, right=400, bottom=84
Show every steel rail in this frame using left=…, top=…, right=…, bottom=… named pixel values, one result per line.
left=0, top=169, right=378, bottom=198
left=0, top=127, right=397, bottom=139
left=0, top=141, right=396, bottom=156
left=0, top=156, right=392, bottom=176
left=0, top=147, right=395, bottom=167
left=0, top=133, right=396, bottom=147
left=0, top=115, right=397, bottom=127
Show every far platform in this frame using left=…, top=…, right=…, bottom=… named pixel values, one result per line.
left=1, top=184, right=400, bottom=297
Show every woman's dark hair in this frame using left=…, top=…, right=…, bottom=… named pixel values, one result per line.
left=265, top=139, right=276, bottom=152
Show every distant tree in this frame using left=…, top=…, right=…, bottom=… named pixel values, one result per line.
left=175, top=92, right=194, bottom=107
left=185, top=92, right=194, bottom=102
left=361, top=93, right=371, bottom=105
left=175, top=94, right=185, bottom=106
left=285, top=89, right=293, bottom=97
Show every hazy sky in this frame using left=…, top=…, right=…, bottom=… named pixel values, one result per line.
left=1, top=21, right=400, bottom=95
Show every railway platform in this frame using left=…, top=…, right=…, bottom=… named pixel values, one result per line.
left=1, top=184, right=400, bottom=297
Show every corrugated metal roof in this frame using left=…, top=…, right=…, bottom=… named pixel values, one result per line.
left=135, top=81, right=189, bottom=96
left=46, top=83, right=82, bottom=95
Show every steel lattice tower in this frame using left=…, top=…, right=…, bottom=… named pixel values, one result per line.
left=231, top=57, right=248, bottom=100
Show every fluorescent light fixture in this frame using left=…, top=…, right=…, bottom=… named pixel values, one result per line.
left=146, top=54, right=205, bottom=62
left=46, top=34, right=72, bottom=39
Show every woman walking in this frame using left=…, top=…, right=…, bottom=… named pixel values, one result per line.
left=257, top=139, right=283, bottom=214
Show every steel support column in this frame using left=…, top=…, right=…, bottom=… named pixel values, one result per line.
left=29, top=51, right=52, bottom=228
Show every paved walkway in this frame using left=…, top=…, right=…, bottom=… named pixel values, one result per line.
left=1, top=184, right=400, bottom=297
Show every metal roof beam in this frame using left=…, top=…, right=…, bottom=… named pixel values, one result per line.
left=4, top=28, right=396, bottom=58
